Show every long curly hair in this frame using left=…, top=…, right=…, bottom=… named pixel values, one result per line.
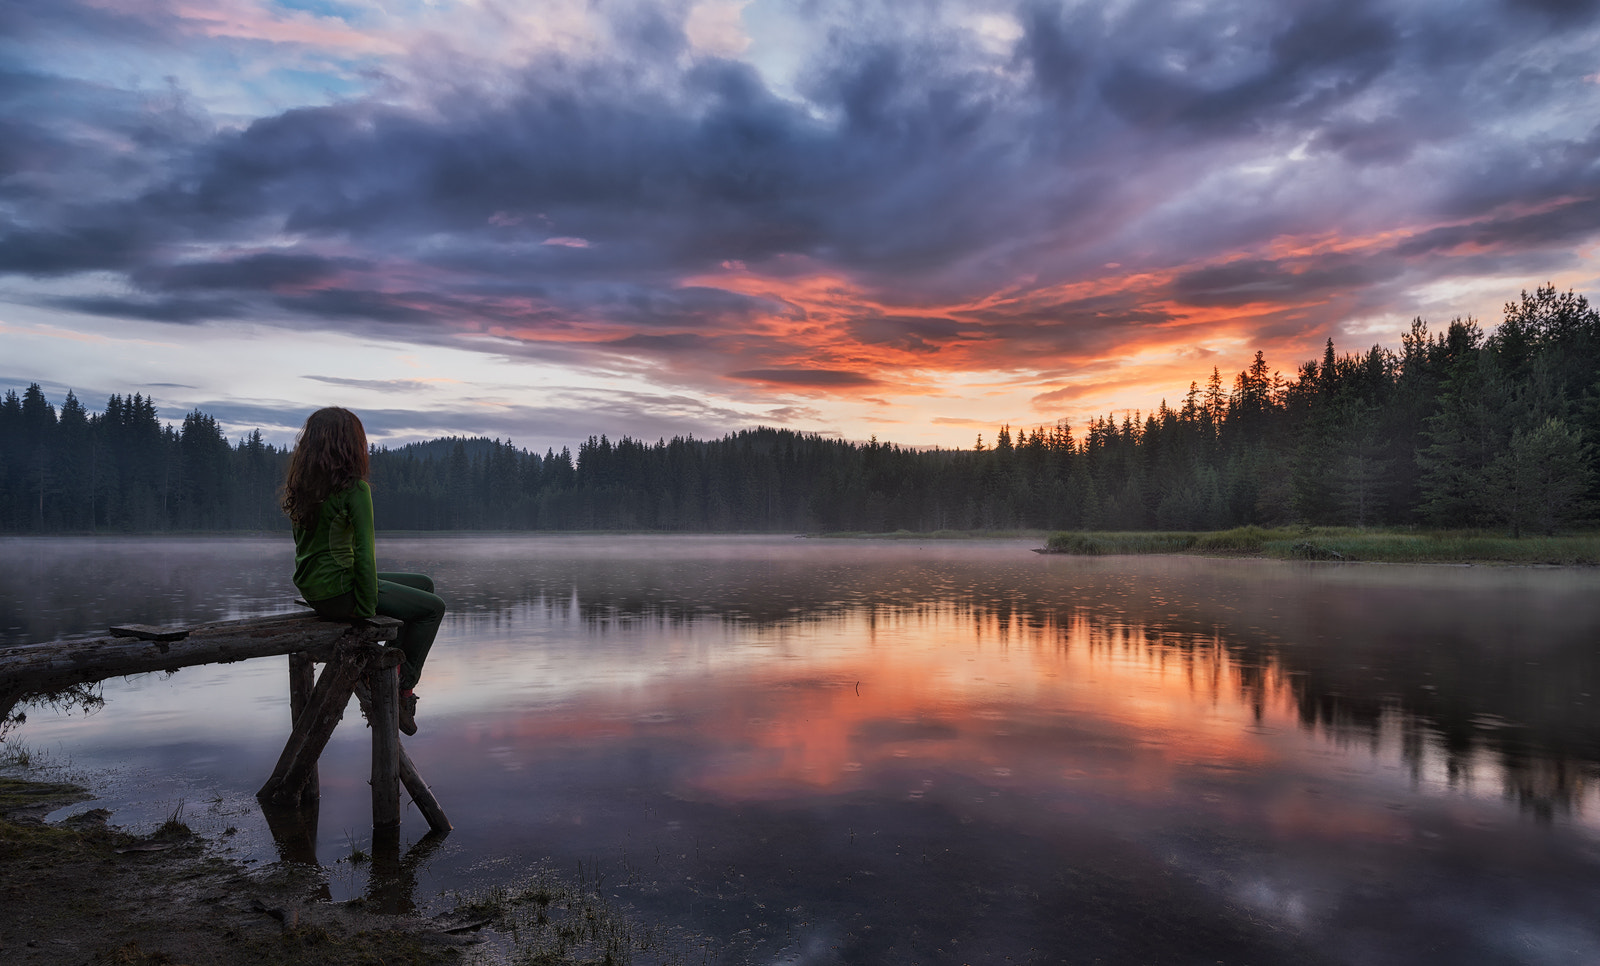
left=282, top=407, right=370, bottom=530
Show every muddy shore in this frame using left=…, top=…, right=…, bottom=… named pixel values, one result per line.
left=0, top=776, right=493, bottom=966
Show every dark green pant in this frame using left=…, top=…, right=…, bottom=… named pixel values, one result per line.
left=308, top=572, right=445, bottom=691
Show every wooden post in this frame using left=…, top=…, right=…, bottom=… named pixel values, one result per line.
left=257, top=639, right=370, bottom=806
left=352, top=677, right=452, bottom=834
left=287, top=651, right=319, bottom=807
left=260, top=797, right=322, bottom=868
left=398, top=743, right=452, bottom=832
left=367, top=649, right=404, bottom=828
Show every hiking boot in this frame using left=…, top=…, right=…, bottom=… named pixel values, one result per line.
left=399, top=691, right=418, bottom=736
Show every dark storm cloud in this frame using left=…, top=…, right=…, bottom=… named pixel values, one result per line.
left=729, top=369, right=883, bottom=387
left=1097, top=2, right=1398, bottom=134
left=49, top=294, right=247, bottom=323
left=158, top=56, right=841, bottom=263
left=1394, top=195, right=1600, bottom=259
left=1506, top=0, right=1600, bottom=24
left=271, top=289, right=442, bottom=325
left=595, top=285, right=787, bottom=329
left=0, top=0, right=172, bottom=42
left=0, top=225, right=147, bottom=276
left=970, top=294, right=1175, bottom=329
left=1171, top=258, right=1385, bottom=309
left=1308, top=111, right=1455, bottom=165
left=2, top=0, right=1599, bottom=391
left=848, top=315, right=971, bottom=353
left=132, top=254, right=359, bottom=292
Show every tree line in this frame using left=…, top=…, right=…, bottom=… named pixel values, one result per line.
left=3, top=285, right=1596, bottom=535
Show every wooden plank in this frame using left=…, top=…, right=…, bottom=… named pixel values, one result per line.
left=367, top=649, right=404, bottom=828
left=1, top=613, right=398, bottom=698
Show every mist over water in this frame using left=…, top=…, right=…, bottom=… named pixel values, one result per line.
left=6, top=535, right=1600, bottom=964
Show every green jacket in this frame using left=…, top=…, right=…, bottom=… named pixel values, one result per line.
left=292, top=480, right=377, bottom=617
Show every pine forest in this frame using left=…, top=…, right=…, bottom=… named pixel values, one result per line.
left=4, top=286, right=1598, bottom=537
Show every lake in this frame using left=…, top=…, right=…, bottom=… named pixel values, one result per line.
left=4, top=534, right=1600, bottom=964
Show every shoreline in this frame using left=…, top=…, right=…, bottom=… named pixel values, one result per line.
left=1034, top=526, right=1600, bottom=566
left=0, top=767, right=693, bottom=966
left=0, top=774, right=488, bottom=966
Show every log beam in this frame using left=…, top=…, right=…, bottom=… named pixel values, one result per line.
left=1, top=613, right=400, bottom=699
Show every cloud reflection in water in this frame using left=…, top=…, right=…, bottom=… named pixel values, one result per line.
left=8, top=535, right=1600, bottom=964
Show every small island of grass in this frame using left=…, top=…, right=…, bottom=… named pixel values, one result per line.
left=1037, top=527, right=1600, bottom=565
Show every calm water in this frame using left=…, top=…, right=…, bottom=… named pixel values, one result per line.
left=5, top=534, right=1600, bottom=964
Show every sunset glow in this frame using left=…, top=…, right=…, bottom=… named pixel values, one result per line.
left=4, top=0, right=1599, bottom=449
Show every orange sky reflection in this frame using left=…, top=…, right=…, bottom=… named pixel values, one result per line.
left=453, top=607, right=1321, bottom=808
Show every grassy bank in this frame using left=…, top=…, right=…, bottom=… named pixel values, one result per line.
left=1039, top=526, right=1600, bottom=564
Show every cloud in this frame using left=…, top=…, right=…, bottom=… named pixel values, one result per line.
left=303, top=376, right=446, bottom=392
left=728, top=369, right=882, bottom=388
left=132, top=253, right=359, bottom=292
left=48, top=295, right=248, bottom=323
left=2, top=0, right=1600, bottom=437
left=1507, top=0, right=1600, bottom=25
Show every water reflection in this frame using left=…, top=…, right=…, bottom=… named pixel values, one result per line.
left=8, top=536, right=1600, bottom=964
left=259, top=799, right=446, bottom=913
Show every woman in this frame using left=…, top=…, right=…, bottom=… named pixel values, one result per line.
left=282, top=407, right=444, bottom=736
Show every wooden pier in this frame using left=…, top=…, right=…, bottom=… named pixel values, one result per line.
left=0, top=611, right=450, bottom=834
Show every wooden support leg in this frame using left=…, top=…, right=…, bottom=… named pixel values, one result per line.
left=367, top=650, right=403, bottom=828
left=365, top=823, right=409, bottom=914
left=287, top=651, right=319, bottom=807
left=352, top=673, right=451, bottom=833
left=260, top=796, right=322, bottom=868
left=398, top=743, right=452, bottom=833
left=258, top=637, right=370, bottom=805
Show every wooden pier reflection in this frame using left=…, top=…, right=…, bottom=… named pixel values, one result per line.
left=1, top=611, right=451, bottom=835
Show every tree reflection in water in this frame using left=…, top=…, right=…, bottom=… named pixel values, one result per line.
left=9, top=535, right=1600, bottom=963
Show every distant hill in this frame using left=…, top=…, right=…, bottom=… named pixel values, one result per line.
left=380, top=436, right=525, bottom=462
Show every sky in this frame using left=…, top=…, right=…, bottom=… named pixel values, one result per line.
left=3, top=0, right=1600, bottom=451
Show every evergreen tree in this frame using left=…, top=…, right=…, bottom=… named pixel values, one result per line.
left=20, top=385, right=58, bottom=530
left=1415, top=323, right=1497, bottom=527
left=6, top=284, right=1600, bottom=535
left=55, top=391, right=93, bottom=530
left=1485, top=417, right=1592, bottom=536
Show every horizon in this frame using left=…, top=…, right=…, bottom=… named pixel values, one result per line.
left=4, top=0, right=1599, bottom=452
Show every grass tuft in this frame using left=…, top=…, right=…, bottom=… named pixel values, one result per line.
left=0, top=742, right=34, bottom=769
left=154, top=800, right=190, bottom=839
left=450, top=864, right=703, bottom=965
